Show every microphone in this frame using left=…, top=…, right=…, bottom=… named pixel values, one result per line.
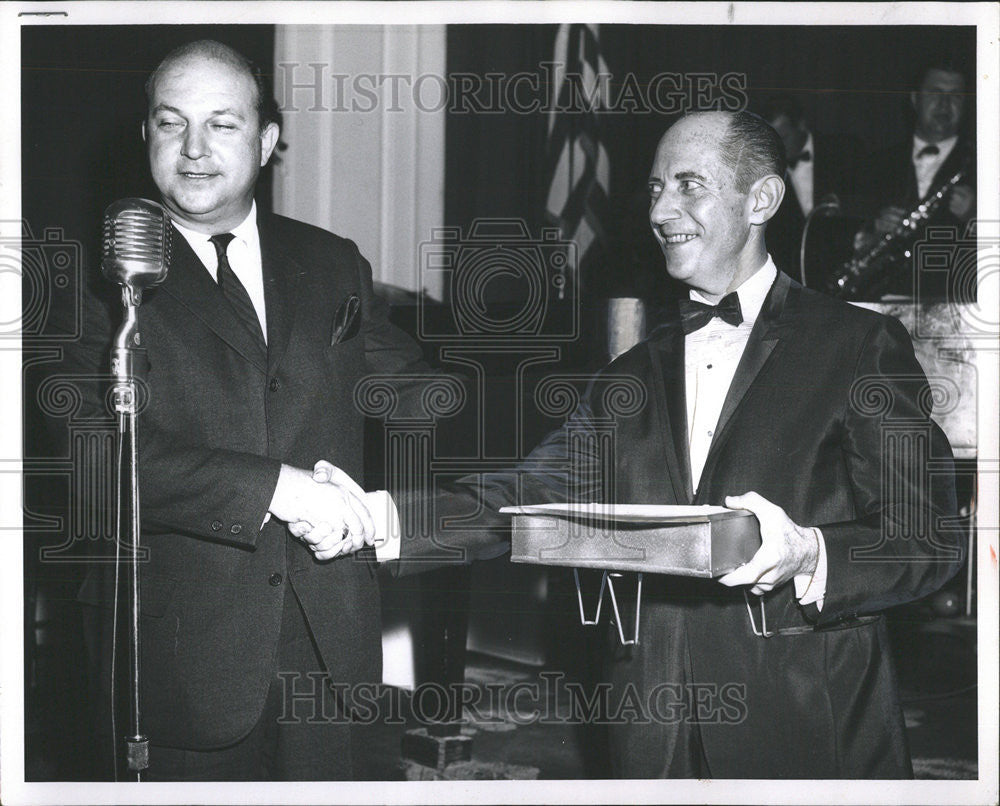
left=100, top=199, right=170, bottom=777
left=102, top=198, right=171, bottom=299
left=102, top=199, right=170, bottom=382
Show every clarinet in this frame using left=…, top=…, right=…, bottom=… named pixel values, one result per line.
left=827, top=154, right=971, bottom=299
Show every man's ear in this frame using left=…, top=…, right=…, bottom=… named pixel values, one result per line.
left=260, top=122, right=279, bottom=166
left=748, top=174, right=784, bottom=225
left=141, top=119, right=147, bottom=143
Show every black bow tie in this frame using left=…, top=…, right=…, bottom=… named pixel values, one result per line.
left=678, top=292, right=743, bottom=334
left=916, top=144, right=940, bottom=158
left=788, top=149, right=811, bottom=169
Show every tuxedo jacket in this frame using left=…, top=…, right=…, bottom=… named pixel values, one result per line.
left=857, top=136, right=975, bottom=215
left=63, top=209, right=501, bottom=751
left=428, top=271, right=961, bottom=777
left=853, top=137, right=976, bottom=299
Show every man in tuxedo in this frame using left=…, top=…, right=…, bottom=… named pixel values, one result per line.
left=428, top=110, right=961, bottom=777
left=57, top=40, right=501, bottom=781
left=761, top=95, right=862, bottom=284
left=853, top=56, right=976, bottom=299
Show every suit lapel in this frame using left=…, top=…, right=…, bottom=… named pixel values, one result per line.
left=701, top=271, right=794, bottom=476
left=159, top=225, right=268, bottom=373
left=930, top=137, right=972, bottom=191
left=257, top=211, right=305, bottom=374
left=906, top=138, right=971, bottom=204
left=648, top=321, right=694, bottom=503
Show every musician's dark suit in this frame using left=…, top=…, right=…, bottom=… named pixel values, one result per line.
left=422, top=270, right=961, bottom=778
left=765, top=132, right=862, bottom=281
left=858, top=136, right=974, bottom=218
left=63, top=209, right=503, bottom=775
left=854, top=136, right=976, bottom=299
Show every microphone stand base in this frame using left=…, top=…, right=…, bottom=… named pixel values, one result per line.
left=125, top=735, right=149, bottom=774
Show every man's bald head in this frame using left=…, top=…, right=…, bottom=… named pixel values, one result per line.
left=145, top=40, right=278, bottom=132
left=695, top=110, right=787, bottom=193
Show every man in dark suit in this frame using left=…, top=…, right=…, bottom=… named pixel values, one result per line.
left=57, top=40, right=501, bottom=781
left=427, top=110, right=961, bottom=778
left=761, top=95, right=862, bottom=284
left=852, top=57, right=976, bottom=300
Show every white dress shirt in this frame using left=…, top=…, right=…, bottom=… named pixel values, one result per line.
left=912, top=134, right=957, bottom=199
left=170, top=202, right=268, bottom=343
left=684, top=258, right=826, bottom=608
left=787, top=131, right=815, bottom=216
left=169, top=204, right=400, bottom=561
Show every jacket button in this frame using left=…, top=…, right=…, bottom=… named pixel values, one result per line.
left=269, top=573, right=282, bottom=586
left=211, top=520, right=223, bottom=531
left=230, top=523, right=242, bottom=535
left=269, top=378, right=279, bottom=391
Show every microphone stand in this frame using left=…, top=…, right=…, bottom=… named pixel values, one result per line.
left=798, top=195, right=840, bottom=288
left=110, top=283, right=150, bottom=780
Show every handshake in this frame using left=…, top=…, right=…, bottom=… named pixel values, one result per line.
left=268, top=459, right=386, bottom=561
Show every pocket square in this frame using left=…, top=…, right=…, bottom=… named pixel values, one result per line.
left=331, top=293, right=361, bottom=344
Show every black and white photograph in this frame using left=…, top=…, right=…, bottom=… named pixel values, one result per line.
left=3, top=2, right=998, bottom=804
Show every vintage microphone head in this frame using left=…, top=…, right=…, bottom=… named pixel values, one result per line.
left=102, top=198, right=171, bottom=292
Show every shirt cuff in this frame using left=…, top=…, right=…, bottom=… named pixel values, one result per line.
left=793, top=527, right=827, bottom=611
left=367, top=490, right=401, bottom=562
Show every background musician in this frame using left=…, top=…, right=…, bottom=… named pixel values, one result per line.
left=852, top=55, right=976, bottom=300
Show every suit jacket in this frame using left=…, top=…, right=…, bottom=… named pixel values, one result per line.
left=426, top=271, right=961, bottom=777
left=857, top=136, right=974, bottom=215
left=852, top=137, right=976, bottom=299
left=65, top=209, right=477, bottom=751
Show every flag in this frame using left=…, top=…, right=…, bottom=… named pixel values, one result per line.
left=543, top=23, right=612, bottom=298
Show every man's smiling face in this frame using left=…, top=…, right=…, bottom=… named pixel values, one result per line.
left=912, top=68, right=965, bottom=144
left=647, top=113, right=758, bottom=299
left=144, top=54, right=278, bottom=234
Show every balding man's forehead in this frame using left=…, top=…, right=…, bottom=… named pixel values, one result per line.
left=147, top=53, right=261, bottom=114
left=658, top=115, right=728, bottom=152
left=656, top=116, right=727, bottom=153
left=154, top=54, right=252, bottom=85
left=651, top=128, right=735, bottom=188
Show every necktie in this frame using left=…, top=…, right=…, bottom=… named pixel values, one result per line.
left=678, top=292, right=743, bottom=335
left=917, top=144, right=940, bottom=158
left=210, top=233, right=266, bottom=354
left=788, top=149, right=811, bottom=169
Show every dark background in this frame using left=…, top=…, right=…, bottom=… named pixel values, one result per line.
left=22, top=24, right=976, bottom=303
left=445, top=24, right=975, bottom=299
left=22, top=23, right=977, bottom=780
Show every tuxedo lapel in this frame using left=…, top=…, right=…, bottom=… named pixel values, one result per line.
left=647, top=322, right=694, bottom=503
left=701, top=272, right=793, bottom=475
left=257, top=211, right=305, bottom=374
left=158, top=225, right=268, bottom=373
left=930, top=137, right=972, bottom=191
